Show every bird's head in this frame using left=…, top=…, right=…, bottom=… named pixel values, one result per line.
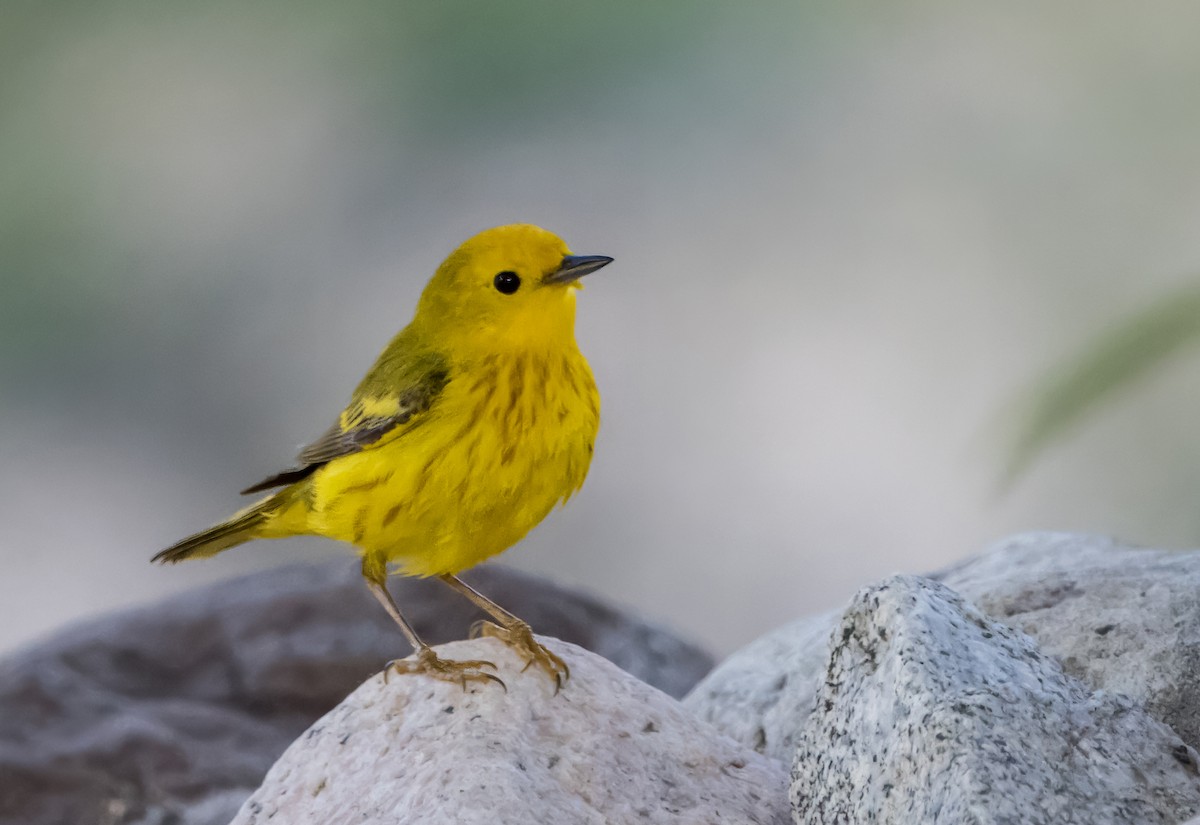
left=415, top=224, right=612, bottom=355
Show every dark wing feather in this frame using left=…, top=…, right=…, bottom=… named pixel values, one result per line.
left=239, top=358, right=449, bottom=495
left=295, top=411, right=413, bottom=465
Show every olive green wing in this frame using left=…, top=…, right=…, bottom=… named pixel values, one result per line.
left=240, top=352, right=449, bottom=495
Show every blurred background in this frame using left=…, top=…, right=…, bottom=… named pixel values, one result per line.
left=4, top=1, right=1200, bottom=658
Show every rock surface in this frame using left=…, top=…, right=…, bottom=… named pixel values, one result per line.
left=790, top=575, right=1200, bottom=825
left=682, top=611, right=837, bottom=763
left=231, top=637, right=789, bottom=825
left=935, top=532, right=1200, bottom=750
left=0, top=562, right=713, bottom=825
left=685, top=532, right=1200, bottom=760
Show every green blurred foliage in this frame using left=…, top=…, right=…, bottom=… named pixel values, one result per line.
left=0, top=0, right=803, bottom=388
left=6, top=0, right=1200, bottom=655
left=1004, top=280, right=1200, bottom=486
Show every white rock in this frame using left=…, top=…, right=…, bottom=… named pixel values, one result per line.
left=937, top=532, right=1200, bottom=748
left=682, top=611, right=836, bottom=763
left=229, top=637, right=789, bottom=825
left=685, top=532, right=1200, bottom=759
left=790, top=575, right=1200, bottom=825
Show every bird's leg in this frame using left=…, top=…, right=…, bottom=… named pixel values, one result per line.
left=363, top=560, right=504, bottom=691
left=437, top=574, right=569, bottom=691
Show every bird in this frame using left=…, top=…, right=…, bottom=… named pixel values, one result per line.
left=153, top=224, right=612, bottom=690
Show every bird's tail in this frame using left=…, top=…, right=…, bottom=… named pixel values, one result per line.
left=153, top=499, right=275, bottom=564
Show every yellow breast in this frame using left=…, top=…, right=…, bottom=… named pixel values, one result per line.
left=308, top=348, right=599, bottom=576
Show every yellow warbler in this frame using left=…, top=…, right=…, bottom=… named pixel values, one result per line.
left=154, top=224, right=612, bottom=689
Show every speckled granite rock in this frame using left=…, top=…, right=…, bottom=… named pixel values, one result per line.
left=935, top=532, right=1200, bottom=750
left=790, top=575, right=1200, bottom=825
left=685, top=532, right=1200, bottom=760
left=231, top=637, right=788, bottom=825
left=0, top=562, right=713, bottom=825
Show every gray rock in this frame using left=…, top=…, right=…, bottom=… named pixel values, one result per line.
left=232, top=637, right=789, bottom=825
left=936, top=532, right=1200, bottom=751
left=682, top=611, right=837, bottom=763
left=790, top=575, right=1200, bottom=825
left=684, top=532, right=1200, bottom=760
left=0, top=562, right=713, bottom=825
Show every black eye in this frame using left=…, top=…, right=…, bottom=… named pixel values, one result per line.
left=493, top=270, right=521, bottom=294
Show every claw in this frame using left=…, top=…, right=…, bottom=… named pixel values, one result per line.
left=473, top=620, right=569, bottom=692
left=382, top=647, right=506, bottom=692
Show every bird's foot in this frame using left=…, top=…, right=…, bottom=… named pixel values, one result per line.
left=383, top=647, right=506, bottom=692
left=470, top=620, right=569, bottom=692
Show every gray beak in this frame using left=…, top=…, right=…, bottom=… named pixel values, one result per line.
left=544, top=254, right=614, bottom=285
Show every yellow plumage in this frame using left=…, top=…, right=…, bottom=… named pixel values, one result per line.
left=282, top=349, right=597, bottom=578
left=155, top=224, right=611, bottom=688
